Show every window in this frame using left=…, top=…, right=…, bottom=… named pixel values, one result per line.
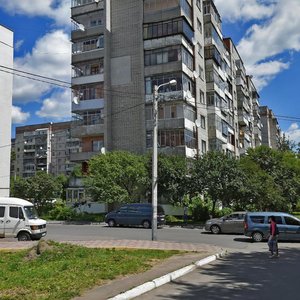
left=284, top=216, right=300, bottom=226
left=196, top=0, right=201, bottom=11
left=144, top=18, right=194, bottom=44
left=197, top=42, right=203, bottom=57
left=200, top=115, right=206, bottom=129
left=0, top=206, right=4, bottom=218
left=199, top=65, right=204, bottom=80
left=201, top=140, right=207, bottom=153
left=92, top=140, right=103, bottom=152
left=200, top=90, right=205, bottom=104
left=197, top=19, right=202, bottom=34
left=250, top=216, right=264, bottom=224
left=9, top=207, right=19, bottom=219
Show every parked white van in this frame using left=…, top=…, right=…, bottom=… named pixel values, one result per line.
left=0, top=197, right=47, bottom=241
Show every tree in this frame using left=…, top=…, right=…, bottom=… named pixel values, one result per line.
left=85, top=151, right=149, bottom=204
left=144, top=153, right=189, bottom=204
left=10, top=171, right=63, bottom=215
left=190, top=151, right=245, bottom=215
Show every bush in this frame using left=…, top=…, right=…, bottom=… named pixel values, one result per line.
left=188, top=195, right=211, bottom=222
left=47, top=202, right=78, bottom=221
left=165, top=215, right=182, bottom=223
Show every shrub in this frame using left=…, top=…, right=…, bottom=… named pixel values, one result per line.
left=48, top=202, right=77, bottom=221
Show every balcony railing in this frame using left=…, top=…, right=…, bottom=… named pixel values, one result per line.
left=71, top=0, right=103, bottom=8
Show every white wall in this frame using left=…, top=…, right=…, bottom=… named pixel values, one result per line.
left=0, top=25, right=13, bottom=196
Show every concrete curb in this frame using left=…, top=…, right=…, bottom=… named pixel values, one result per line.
left=107, top=250, right=226, bottom=300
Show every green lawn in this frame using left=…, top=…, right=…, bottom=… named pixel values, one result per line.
left=0, top=241, right=179, bottom=300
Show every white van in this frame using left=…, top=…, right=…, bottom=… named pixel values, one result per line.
left=0, top=197, right=47, bottom=241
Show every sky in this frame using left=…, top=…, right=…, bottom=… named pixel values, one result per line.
left=1, top=0, right=300, bottom=143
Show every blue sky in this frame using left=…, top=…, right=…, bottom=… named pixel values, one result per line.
left=1, top=0, right=300, bottom=143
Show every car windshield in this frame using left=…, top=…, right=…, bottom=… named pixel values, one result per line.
left=24, top=206, right=39, bottom=219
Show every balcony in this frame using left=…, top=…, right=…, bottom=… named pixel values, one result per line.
left=70, top=151, right=99, bottom=162
left=71, top=0, right=104, bottom=18
left=238, top=113, right=249, bottom=126
left=72, top=98, right=105, bottom=113
left=71, top=123, right=104, bottom=138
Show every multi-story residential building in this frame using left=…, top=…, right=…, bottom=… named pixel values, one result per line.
left=203, top=1, right=238, bottom=156
left=247, top=75, right=262, bottom=148
left=260, top=106, right=281, bottom=149
left=70, top=0, right=210, bottom=167
left=0, top=25, right=13, bottom=196
left=14, top=122, right=80, bottom=178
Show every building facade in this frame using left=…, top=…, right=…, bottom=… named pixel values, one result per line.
left=14, top=122, right=80, bottom=178
left=0, top=25, right=13, bottom=197
left=260, top=106, right=281, bottom=149
left=70, top=0, right=276, bottom=164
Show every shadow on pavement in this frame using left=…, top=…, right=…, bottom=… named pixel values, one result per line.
left=152, top=248, right=300, bottom=300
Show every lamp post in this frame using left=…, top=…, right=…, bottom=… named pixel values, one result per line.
left=152, top=79, right=177, bottom=241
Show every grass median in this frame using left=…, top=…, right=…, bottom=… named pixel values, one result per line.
left=0, top=241, right=180, bottom=300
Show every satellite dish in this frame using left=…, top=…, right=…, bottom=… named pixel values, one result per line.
left=73, top=96, right=80, bottom=105
left=195, top=119, right=201, bottom=128
left=193, top=70, right=199, bottom=79
left=95, top=0, right=100, bottom=2
left=191, top=37, right=197, bottom=46
left=77, top=23, right=85, bottom=31
left=101, top=147, right=106, bottom=154
left=185, top=90, right=192, bottom=100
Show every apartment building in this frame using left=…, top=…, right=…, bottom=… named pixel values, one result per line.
left=14, top=122, right=80, bottom=178
left=0, top=25, right=13, bottom=196
left=70, top=0, right=270, bottom=163
left=70, top=0, right=210, bottom=165
left=260, top=106, right=281, bottom=149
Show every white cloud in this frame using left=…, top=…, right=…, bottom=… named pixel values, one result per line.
left=214, top=0, right=276, bottom=22
left=284, top=123, right=300, bottom=144
left=247, top=60, right=290, bottom=90
left=13, top=30, right=71, bottom=103
left=15, top=40, right=24, bottom=52
left=12, top=106, right=30, bottom=124
left=0, top=0, right=70, bottom=26
left=36, top=89, right=71, bottom=120
left=234, top=0, right=300, bottom=90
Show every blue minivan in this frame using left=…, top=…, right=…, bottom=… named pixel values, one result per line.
left=104, top=203, right=165, bottom=229
left=244, top=212, right=300, bottom=242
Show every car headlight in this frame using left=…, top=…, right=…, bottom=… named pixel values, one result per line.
left=30, top=225, right=39, bottom=230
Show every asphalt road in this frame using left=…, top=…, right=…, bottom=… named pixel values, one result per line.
left=45, top=223, right=295, bottom=252
left=136, top=246, right=300, bottom=300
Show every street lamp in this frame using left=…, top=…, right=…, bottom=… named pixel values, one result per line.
left=152, top=79, right=177, bottom=241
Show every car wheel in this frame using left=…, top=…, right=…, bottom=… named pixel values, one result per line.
left=17, top=232, right=31, bottom=241
left=252, top=231, right=263, bottom=242
left=108, top=219, right=116, bottom=227
left=210, top=225, right=221, bottom=234
left=142, top=220, right=151, bottom=229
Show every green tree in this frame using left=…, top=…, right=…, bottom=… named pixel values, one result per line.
left=85, top=151, right=149, bottom=204
left=10, top=171, right=62, bottom=214
left=144, top=153, right=189, bottom=204
left=190, top=151, right=245, bottom=215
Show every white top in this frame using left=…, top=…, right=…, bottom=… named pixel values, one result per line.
left=0, top=197, right=33, bottom=206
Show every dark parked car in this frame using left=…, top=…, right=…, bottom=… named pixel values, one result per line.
left=244, top=212, right=300, bottom=242
left=104, top=203, right=165, bottom=229
left=204, top=212, right=246, bottom=234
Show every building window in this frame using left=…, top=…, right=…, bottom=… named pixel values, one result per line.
left=199, top=65, right=204, bottom=80
left=197, top=19, right=202, bottom=34
left=200, top=115, right=206, bottom=129
left=200, top=90, right=205, bottom=104
left=196, top=0, right=201, bottom=11
left=143, top=18, right=194, bottom=44
left=197, top=42, right=203, bottom=57
left=201, top=140, right=207, bottom=153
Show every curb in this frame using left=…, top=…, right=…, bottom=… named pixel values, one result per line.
left=107, top=250, right=226, bottom=300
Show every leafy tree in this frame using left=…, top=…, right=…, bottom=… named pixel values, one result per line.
left=10, top=171, right=62, bottom=214
left=144, top=153, right=189, bottom=204
left=85, top=151, right=149, bottom=204
left=189, top=151, right=245, bottom=215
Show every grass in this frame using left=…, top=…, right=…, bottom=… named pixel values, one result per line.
left=0, top=241, right=179, bottom=300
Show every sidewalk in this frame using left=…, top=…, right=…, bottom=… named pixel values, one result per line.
left=0, top=239, right=224, bottom=300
